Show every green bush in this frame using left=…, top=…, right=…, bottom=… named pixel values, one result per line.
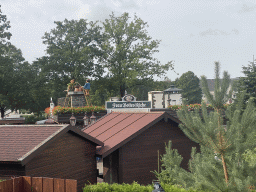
left=83, top=182, right=153, bottom=192
left=83, top=182, right=208, bottom=192
left=21, top=114, right=46, bottom=124
left=50, top=106, right=106, bottom=115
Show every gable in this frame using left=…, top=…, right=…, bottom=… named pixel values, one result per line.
left=0, top=124, right=103, bottom=165
left=83, top=112, right=178, bottom=158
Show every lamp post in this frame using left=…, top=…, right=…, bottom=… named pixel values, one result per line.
left=83, top=112, right=89, bottom=127
left=70, top=113, right=76, bottom=126
left=90, top=112, right=96, bottom=124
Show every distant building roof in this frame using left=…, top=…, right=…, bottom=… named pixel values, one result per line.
left=164, top=85, right=182, bottom=92
left=82, top=112, right=178, bottom=158
left=0, top=125, right=103, bottom=165
left=200, top=78, right=239, bottom=92
left=0, top=118, right=25, bottom=125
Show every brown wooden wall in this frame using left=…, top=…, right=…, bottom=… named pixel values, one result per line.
left=106, top=119, right=199, bottom=185
left=103, top=149, right=119, bottom=183
left=25, top=131, right=97, bottom=192
left=0, top=162, right=25, bottom=180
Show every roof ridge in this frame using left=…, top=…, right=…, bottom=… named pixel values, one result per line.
left=0, top=125, right=64, bottom=127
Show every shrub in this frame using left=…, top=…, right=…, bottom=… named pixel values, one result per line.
left=168, top=104, right=222, bottom=111
left=83, top=182, right=208, bottom=192
left=21, top=114, right=46, bottom=124
left=46, top=106, right=106, bottom=115
left=83, top=182, right=153, bottom=192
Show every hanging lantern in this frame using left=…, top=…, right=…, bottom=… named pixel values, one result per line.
left=83, top=112, right=89, bottom=127
left=70, top=113, right=76, bottom=126
left=90, top=112, right=96, bottom=124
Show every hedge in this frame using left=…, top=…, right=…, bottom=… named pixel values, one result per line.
left=82, top=182, right=206, bottom=192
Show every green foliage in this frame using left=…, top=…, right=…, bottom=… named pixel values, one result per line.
left=156, top=62, right=256, bottom=192
left=201, top=62, right=232, bottom=110
left=167, top=104, right=219, bottom=111
left=52, top=106, right=105, bottom=115
left=89, top=77, right=119, bottom=106
left=82, top=182, right=206, bottom=192
left=100, top=12, right=173, bottom=97
left=0, top=42, right=32, bottom=117
left=32, top=18, right=104, bottom=109
left=153, top=141, right=188, bottom=186
left=236, top=62, right=256, bottom=106
left=83, top=182, right=153, bottom=192
left=0, top=5, right=12, bottom=44
left=21, top=114, right=46, bottom=124
left=242, top=148, right=256, bottom=167
left=175, top=71, right=202, bottom=104
left=42, top=18, right=103, bottom=80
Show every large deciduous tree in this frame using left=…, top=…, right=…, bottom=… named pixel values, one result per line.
left=175, top=71, right=202, bottom=104
left=42, top=18, right=104, bottom=81
left=0, top=5, right=12, bottom=118
left=0, top=5, right=11, bottom=45
left=0, top=6, right=30, bottom=118
left=100, top=12, right=174, bottom=97
left=0, top=43, right=31, bottom=118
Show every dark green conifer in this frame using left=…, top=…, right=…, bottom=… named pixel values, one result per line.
left=156, top=62, right=256, bottom=192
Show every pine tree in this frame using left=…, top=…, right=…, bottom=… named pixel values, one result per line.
left=156, top=62, right=256, bottom=191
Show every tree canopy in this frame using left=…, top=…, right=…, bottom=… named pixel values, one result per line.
left=42, top=18, right=104, bottom=80
left=0, top=5, right=11, bottom=45
left=175, top=71, right=202, bottom=104
left=100, top=12, right=174, bottom=97
left=236, top=61, right=256, bottom=104
left=0, top=6, right=30, bottom=118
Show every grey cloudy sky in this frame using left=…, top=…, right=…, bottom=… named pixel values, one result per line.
left=2, top=0, right=256, bottom=80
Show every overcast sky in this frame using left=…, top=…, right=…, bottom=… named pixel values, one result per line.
left=2, top=0, right=256, bottom=80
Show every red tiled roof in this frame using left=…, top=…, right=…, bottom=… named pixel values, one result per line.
left=82, top=112, right=168, bottom=157
left=0, top=125, right=103, bottom=165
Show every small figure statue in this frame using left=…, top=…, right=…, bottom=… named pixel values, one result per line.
left=65, top=79, right=76, bottom=92
left=83, top=79, right=91, bottom=95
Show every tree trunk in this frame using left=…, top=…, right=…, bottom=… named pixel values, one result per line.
left=221, top=153, right=229, bottom=184
left=120, top=84, right=126, bottom=98
left=0, top=107, right=5, bottom=119
left=216, top=108, right=229, bottom=185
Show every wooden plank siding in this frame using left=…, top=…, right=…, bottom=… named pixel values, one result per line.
left=25, top=132, right=97, bottom=192
left=0, top=163, right=25, bottom=179
left=104, top=119, right=200, bottom=185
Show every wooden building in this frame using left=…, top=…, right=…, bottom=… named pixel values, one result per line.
left=82, top=112, right=199, bottom=185
left=0, top=124, right=103, bottom=192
